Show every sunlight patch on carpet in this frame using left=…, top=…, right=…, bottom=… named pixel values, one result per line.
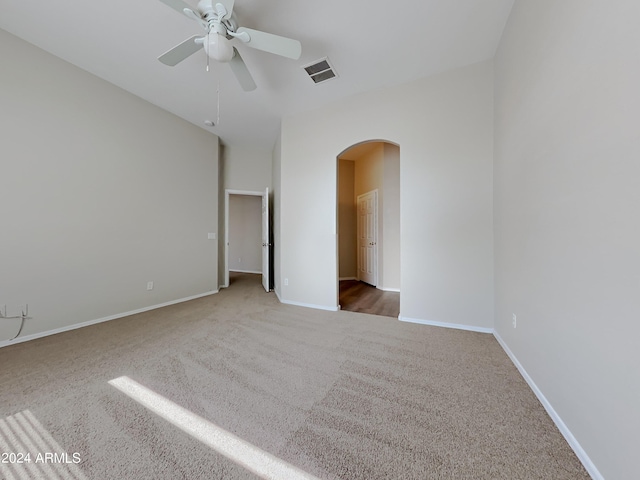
left=108, top=376, right=319, bottom=480
left=0, top=410, right=87, bottom=480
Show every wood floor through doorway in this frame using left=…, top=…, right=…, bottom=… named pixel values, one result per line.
left=339, top=280, right=400, bottom=318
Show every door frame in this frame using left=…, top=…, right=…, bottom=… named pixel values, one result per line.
left=224, top=189, right=269, bottom=289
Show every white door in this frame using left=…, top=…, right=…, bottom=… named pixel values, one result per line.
left=261, top=188, right=270, bottom=292
left=357, top=190, right=377, bottom=286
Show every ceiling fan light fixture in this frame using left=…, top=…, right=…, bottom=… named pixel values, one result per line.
left=204, top=33, right=234, bottom=63
left=157, top=0, right=302, bottom=91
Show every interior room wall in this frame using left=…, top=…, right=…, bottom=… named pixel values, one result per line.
left=382, top=143, right=401, bottom=291
left=220, top=144, right=273, bottom=192
left=353, top=143, right=395, bottom=290
left=339, top=143, right=400, bottom=291
left=354, top=144, right=384, bottom=198
left=272, top=134, right=282, bottom=298
left=228, top=195, right=262, bottom=273
left=279, top=60, right=494, bottom=326
left=218, top=144, right=272, bottom=287
left=494, top=2, right=640, bottom=478
left=0, top=29, right=219, bottom=343
left=354, top=145, right=385, bottom=286
left=338, top=160, right=357, bottom=279
left=218, top=143, right=227, bottom=288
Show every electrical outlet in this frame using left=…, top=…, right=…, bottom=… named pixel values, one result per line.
left=512, top=314, right=517, bottom=328
left=284, top=278, right=289, bottom=286
left=147, top=281, right=154, bottom=291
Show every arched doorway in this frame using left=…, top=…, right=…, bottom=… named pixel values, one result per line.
left=337, top=140, right=400, bottom=317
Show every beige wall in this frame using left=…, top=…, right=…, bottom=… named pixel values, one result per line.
left=346, top=142, right=401, bottom=291
left=0, top=29, right=219, bottom=343
left=354, top=145, right=384, bottom=286
left=382, top=143, right=401, bottom=291
left=228, top=195, right=262, bottom=273
left=338, top=160, right=357, bottom=279
left=494, top=2, right=640, bottom=478
left=354, top=144, right=384, bottom=198
left=279, top=60, right=494, bottom=323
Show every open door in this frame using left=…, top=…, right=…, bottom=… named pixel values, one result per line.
left=224, top=189, right=270, bottom=290
left=357, top=190, right=378, bottom=286
left=261, top=187, right=270, bottom=292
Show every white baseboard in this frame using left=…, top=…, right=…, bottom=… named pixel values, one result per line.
left=0, top=290, right=218, bottom=349
left=399, top=316, right=493, bottom=334
left=339, top=276, right=357, bottom=281
left=378, top=287, right=400, bottom=292
left=229, top=269, right=262, bottom=274
left=278, top=298, right=339, bottom=312
left=493, top=332, right=603, bottom=480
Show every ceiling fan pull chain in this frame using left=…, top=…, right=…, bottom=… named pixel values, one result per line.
left=206, top=31, right=210, bottom=71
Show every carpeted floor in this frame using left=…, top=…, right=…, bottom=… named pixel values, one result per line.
left=0, top=273, right=589, bottom=479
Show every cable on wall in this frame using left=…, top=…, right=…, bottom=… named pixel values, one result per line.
left=0, top=305, right=32, bottom=341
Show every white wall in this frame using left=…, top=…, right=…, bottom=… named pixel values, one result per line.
left=494, top=2, right=640, bottom=479
left=0, top=29, right=219, bottom=343
left=228, top=195, right=262, bottom=273
left=279, top=60, right=494, bottom=326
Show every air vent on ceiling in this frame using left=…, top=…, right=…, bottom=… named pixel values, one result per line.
left=302, top=57, right=338, bottom=84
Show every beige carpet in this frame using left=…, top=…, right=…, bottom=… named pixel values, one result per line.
left=0, top=273, right=589, bottom=479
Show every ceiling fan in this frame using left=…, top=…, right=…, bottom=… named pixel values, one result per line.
left=157, top=0, right=302, bottom=91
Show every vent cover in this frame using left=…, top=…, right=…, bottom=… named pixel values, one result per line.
left=302, top=57, right=337, bottom=84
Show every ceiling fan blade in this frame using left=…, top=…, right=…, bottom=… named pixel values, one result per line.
left=235, top=27, right=302, bottom=60
left=157, top=0, right=193, bottom=15
left=228, top=48, right=257, bottom=91
left=216, top=0, right=235, bottom=20
left=158, top=35, right=204, bottom=66
left=183, top=8, right=209, bottom=30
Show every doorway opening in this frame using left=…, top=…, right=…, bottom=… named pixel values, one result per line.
left=337, top=141, right=400, bottom=317
left=224, top=189, right=271, bottom=292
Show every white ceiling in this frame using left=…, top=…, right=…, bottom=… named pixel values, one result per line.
left=0, top=0, right=514, bottom=150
